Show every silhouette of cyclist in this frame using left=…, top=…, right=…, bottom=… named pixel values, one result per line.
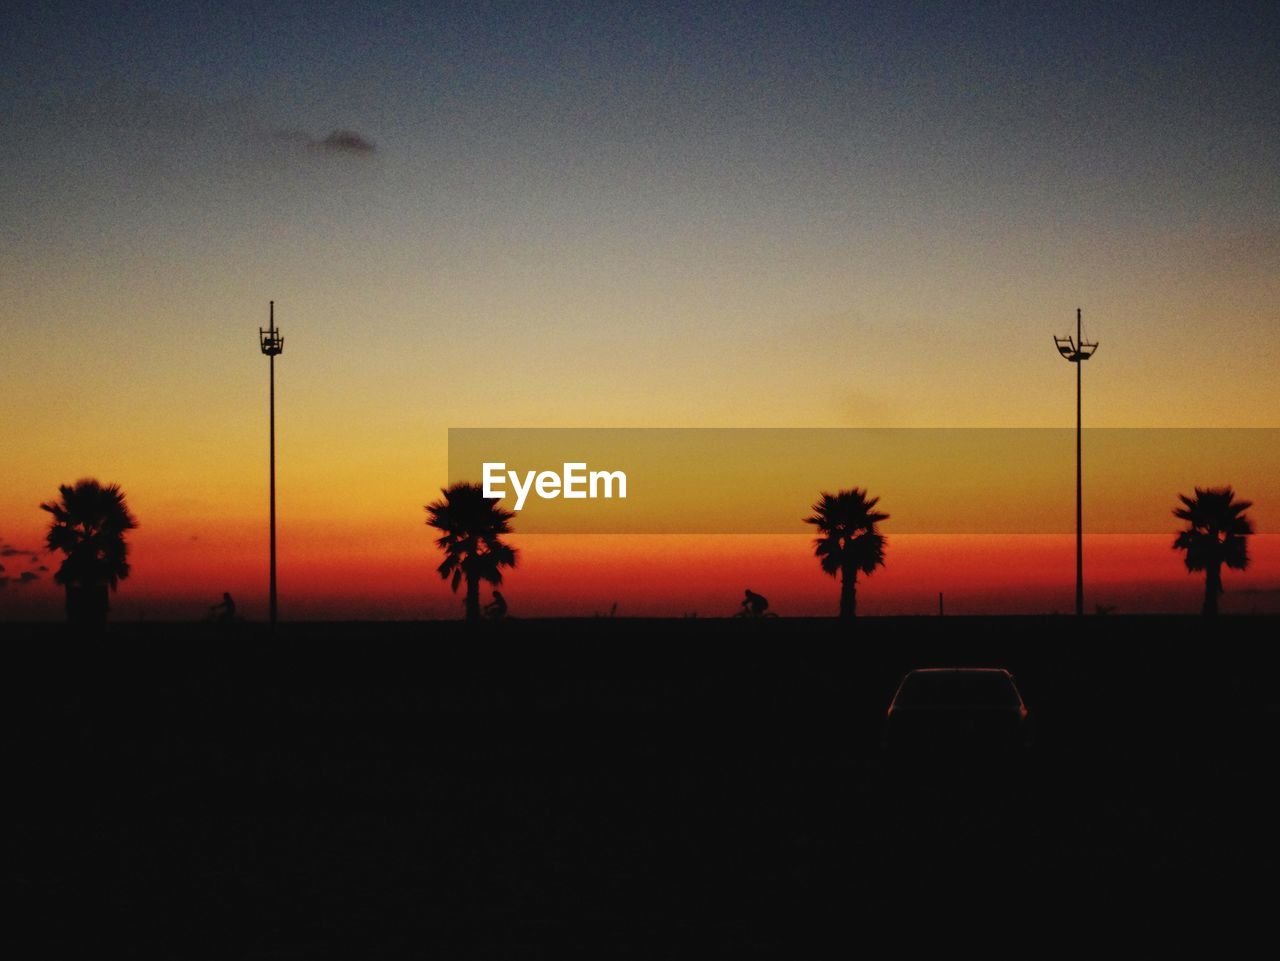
left=484, top=590, right=508, bottom=620
left=742, top=589, right=769, bottom=617
left=210, top=592, right=236, bottom=624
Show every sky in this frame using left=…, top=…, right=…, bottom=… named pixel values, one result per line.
left=2, top=1, right=1278, bottom=618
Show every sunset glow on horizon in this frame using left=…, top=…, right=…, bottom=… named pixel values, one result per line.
left=3, top=528, right=1277, bottom=621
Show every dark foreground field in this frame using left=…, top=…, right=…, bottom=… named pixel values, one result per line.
left=7, top=616, right=1279, bottom=956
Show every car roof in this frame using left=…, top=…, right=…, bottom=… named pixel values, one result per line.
left=891, top=667, right=1025, bottom=708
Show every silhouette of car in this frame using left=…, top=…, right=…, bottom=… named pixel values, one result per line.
left=882, top=668, right=1033, bottom=758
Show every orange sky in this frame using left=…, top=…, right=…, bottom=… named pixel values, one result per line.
left=5, top=420, right=1278, bottom=619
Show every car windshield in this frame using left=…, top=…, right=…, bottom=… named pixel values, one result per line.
left=894, top=671, right=1021, bottom=708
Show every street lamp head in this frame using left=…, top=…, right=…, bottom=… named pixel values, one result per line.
left=259, top=300, right=284, bottom=356
left=1053, top=335, right=1098, bottom=362
left=259, top=328, right=284, bottom=355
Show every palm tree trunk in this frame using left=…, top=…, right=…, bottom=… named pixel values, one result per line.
left=65, top=583, right=109, bottom=625
left=464, top=575, right=482, bottom=622
left=839, top=566, right=858, bottom=620
left=1204, top=563, right=1222, bottom=617
left=64, top=584, right=80, bottom=623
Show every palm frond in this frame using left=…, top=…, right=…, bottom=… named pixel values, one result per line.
left=41, top=478, right=137, bottom=591
left=426, top=482, right=518, bottom=601
left=1172, top=486, right=1254, bottom=575
left=806, top=487, right=888, bottom=579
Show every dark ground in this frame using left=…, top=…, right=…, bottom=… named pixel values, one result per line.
left=6, top=615, right=1278, bottom=957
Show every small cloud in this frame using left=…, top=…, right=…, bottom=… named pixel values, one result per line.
left=0, top=544, right=38, bottom=557
left=272, top=127, right=377, bottom=157
left=37, top=565, right=49, bottom=572
left=0, top=563, right=4, bottom=573
left=316, top=129, right=376, bottom=154
left=18, top=571, right=38, bottom=584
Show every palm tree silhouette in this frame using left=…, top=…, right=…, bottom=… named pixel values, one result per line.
left=425, top=482, right=518, bottom=622
left=805, top=488, right=888, bottom=620
left=40, top=479, right=138, bottom=624
left=1172, top=486, right=1254, bottom=616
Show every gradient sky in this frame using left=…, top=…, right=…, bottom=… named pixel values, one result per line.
left=2, top=2, right=1278, bottom=618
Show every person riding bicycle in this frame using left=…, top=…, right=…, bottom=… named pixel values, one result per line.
left=209, top=592, right=236, bottom=624
left=484, top=590, right=508, bottom=620
left=741, top=588, right=769, bottom=617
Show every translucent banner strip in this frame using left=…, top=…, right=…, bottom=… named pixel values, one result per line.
left=447, top=428, right=1278, bottom=534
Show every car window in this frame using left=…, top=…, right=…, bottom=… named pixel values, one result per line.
left=894, top=671, right=1022, bottom=708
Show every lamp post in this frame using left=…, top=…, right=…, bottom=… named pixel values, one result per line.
left=259, top=301, right=284, bottom=625
left=1054, top=308, right=1098, bottom=617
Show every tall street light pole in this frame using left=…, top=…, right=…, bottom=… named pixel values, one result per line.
left=1054, top=308, right=1098, bottom=617
left=259, top=301, right=284, bottom=626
